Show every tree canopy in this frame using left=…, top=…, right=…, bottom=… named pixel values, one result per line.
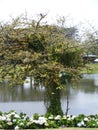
left=0, top=14, right=84, bottom=87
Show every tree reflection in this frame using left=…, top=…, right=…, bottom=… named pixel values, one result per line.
left=1, top=75, right=98, bottom=115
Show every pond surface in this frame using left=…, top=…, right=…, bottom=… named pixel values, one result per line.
left=0, top=74, right=98, bottom=116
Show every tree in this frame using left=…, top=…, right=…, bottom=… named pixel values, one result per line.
left=82, top=28, right=98, bottom=56
left=0, top=14, right=84, bottom=115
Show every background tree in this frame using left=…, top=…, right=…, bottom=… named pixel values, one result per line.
left=82, top=28, right=98, bottom=56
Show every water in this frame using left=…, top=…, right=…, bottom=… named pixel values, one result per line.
left=0, top=74, right=98, bottom=116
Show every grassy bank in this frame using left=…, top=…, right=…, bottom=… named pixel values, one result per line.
left=82, top=63, right=98, bottom=74
left=55, top=128, right=98, bottom=130
left=62, top=128, right=98, bottom=130
left=0, top=128, right=97, bottom=130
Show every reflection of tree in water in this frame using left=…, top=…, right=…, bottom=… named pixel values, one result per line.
left=44, top=84, right=63, bottom=115
left=77, top=79, right=96, bottom=93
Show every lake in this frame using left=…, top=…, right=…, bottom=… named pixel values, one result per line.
left=0, top=74, right=98, bottom=116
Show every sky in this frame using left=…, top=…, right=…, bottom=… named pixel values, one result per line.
left=0, top=0, right=98, bottom=30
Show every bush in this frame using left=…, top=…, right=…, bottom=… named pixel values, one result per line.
left=0, top=110, right=98, bottom=129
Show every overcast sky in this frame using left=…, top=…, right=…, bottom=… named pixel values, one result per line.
left=0, top=0, right=98, bottom=29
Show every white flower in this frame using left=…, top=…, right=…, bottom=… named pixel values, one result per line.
left=1, top=116, right=6, bottom=121
left=33, top=120, right=39, bottom=124
left=19, top=122, right=24, bottom=126
left=14, top=114, right=20, bottom=118
left=13, top=119, right=16, bottom=122
left=39, top=116, right=46, bottom=120
left=11, top=112, right=16, bottom=115
left=67, top=117, right=71, bottom=120
left=48, top=115, right=54, bottom=120
left=77, top=121, right=85, bottom=127
left=14, top=126, right=19, bottom=130
left=33, top=117, right=47, bottom=125
left=6, top=114, right=11, bottom=118
left=63, top=115, right=67, bottom=119
left=66, top=115, right=72, bottom=120
left=84, top=117, right=89, bottom=121
left=55, top=115, right=61, bottom=120
left=59, top=73, right=62, bottom=77
left=72, top=115, right=76, bottom=120
left=45, top=122, right=49, bottom=126
left=30, top=117, right=34, bottom=122
left=23, top=115, right=28, bottom=119
left=38, top=117, right=47, bottom=125
left=39, top=120, right=44, bottom=125
left=7, top=122, right=13, bottom=125
left=81, top=121, right=85, bottom=126
left=27, top=121, right=32, bottom=126
left=77, top=122, right=82, bottom=127
left=6, top=117, right=11, bottom=122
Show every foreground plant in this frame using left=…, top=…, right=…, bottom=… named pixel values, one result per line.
left=0, top=110, right=98, bottom=129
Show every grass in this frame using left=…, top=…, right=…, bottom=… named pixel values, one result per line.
left=64, top=128, right=98, bottom=130
left=0, top=128, right=97, bottom=130
left=81, top=63, right=98, bottom=74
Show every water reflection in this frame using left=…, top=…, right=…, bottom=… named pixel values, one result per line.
left=0, top=74, right=98, bottom=116
left=83, top=74, right=98, bottom=86
left=0, top=83, right=45, bottom=102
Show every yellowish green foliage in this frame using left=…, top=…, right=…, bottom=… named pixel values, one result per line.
left=0, top=14, right=84, bottom=87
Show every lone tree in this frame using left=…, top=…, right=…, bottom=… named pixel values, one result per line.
left=0, top=14, right=84, bottom=115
